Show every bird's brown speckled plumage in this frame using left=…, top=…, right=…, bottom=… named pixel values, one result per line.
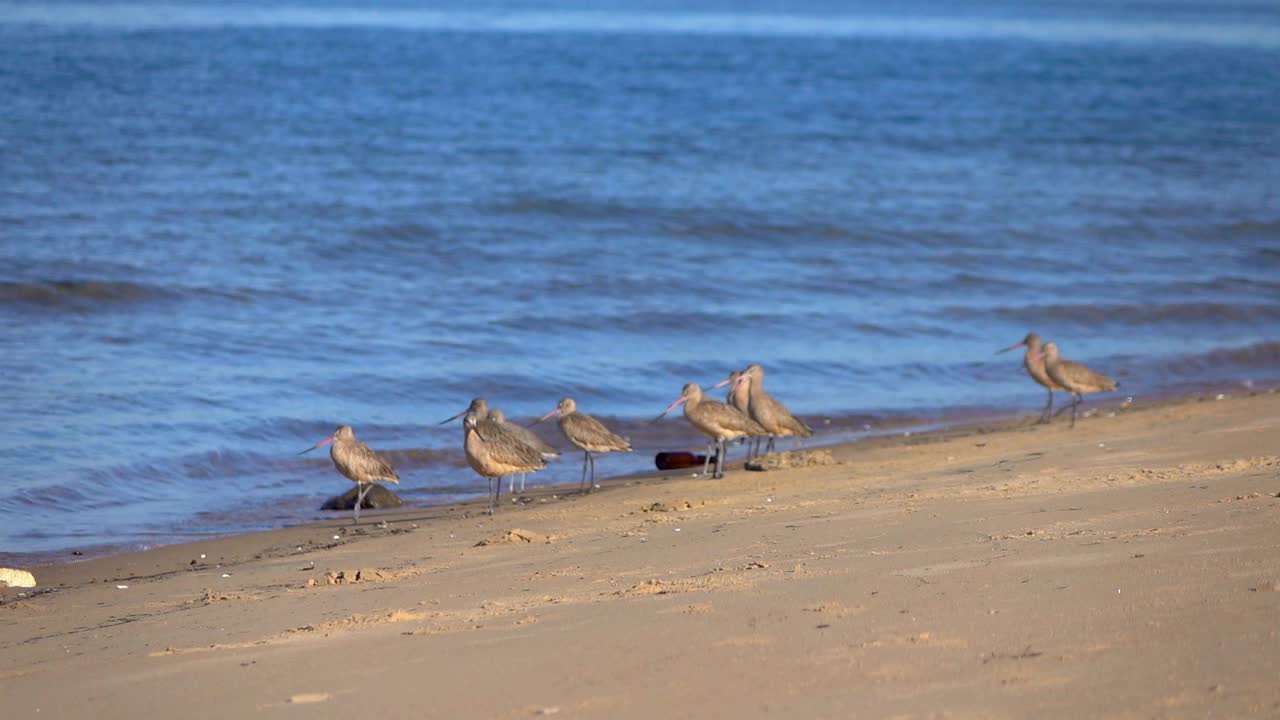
left=463, top=411, right=545, bottom=513
left=488, top=408, right=558, bottom=495
left=999, top=333, right=1065, bottom=422
left=1042, top=342, right=1119, bottom=427
left=488, top=409, right=559, bottom=459
left=329, top=425, right=401, bottom=486
left=665, top=383, right=764, bottom=479
left=741, top=364, right=812, bottom=453
left=680, top=383, right=764, bottom=442
left=312, top=424, right=400, bottom=524
left=544, top=397, right=630, bottom=493
left=553, top=397, right=631, bottom=454
left=1018, top=334, right=1063, bottom=392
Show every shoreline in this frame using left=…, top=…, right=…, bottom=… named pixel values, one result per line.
left=5, top=379, right=1275, bottom=571
left=3, top=388, right=1278, bottom=717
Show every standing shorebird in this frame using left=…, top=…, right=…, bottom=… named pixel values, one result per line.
left=299, top=425, right=400, bottom=524
left=1040, top=342, right=1119, bottom=428
left=656, top=383, right=764, bottom=479
left=461, top=411, right=546, bottom=515
left=712, top=369, right=767, bottom=460
left=736, top=363, right=812, bottom=454
left=487, top=408, right=560, bottom=495
left=997, top=332, right=1064, bottom=423
left=535, top=397, right=631, bottom=493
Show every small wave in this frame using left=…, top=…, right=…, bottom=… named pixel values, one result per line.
left=0, top=279, right=166, bottom=308
left=493, top=195, right=656, bottom=223
left=926, top=272, right=1031, bottom=292
left=1158, top=341, right=1280, bottom=377
left=665, top=220, right=861, bottom=242
left=380, top=447, right=467, bottom=469
left=0, top=278, right=279, bottom=314
left=350, top=222, right=443, bottom=241
left=941, top=302, right=1280, bottom=326
left=1226, top=219, right=1280, bottom=237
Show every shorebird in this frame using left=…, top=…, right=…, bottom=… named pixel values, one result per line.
left=1039, top=342, right=1119, bottom=428
left=487, top=408, right=559, bottom=495
left=438, top=397, right=488, bottom=426
left=299, top=425, right=400, bottom=524
left=461, top=410, right=546, bottom=514
left=656, top=383, right=764, bottom=479
left=535, top=397, right=631, bottom=493
left=712, top=369, right=767, bottom=459
left=736, top=363, right=812, bottom=454
left=997, top=332, right=1064, bottom=423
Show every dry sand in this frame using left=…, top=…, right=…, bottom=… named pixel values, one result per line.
left=3, top=392, right=1279, bottom=718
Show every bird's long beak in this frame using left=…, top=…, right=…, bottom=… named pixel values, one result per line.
left=995, top=340, right=1026, bottom=355
left=530, top=408, right=558, bottom=427
left=651, top=396, right=686, bottom=423
left=710, top=377, right=732, bottom=389
left=298, top=436, right=335, bottom=455
left=438, top=409, right=467, bottom=425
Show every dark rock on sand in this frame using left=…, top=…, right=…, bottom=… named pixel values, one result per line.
left=321, top=484, right=403, bottom=511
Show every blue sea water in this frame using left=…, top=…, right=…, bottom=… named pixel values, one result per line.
left=2, top=0, right=1278, bottom=562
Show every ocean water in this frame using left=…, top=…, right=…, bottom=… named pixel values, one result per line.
left=2, top=0, right=1279, bottom=562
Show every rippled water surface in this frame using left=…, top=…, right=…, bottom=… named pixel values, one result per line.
left=2, top=0, right=1279, bottom=562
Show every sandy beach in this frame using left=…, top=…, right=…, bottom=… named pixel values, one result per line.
left=3, top=391, right=1279, bottom=718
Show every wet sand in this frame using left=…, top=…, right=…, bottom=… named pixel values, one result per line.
left=3, top=392, right=1279, bottom=718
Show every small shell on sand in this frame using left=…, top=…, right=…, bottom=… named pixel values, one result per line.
left=0, top=568, right=37, bottom=588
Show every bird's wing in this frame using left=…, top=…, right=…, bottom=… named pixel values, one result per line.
left=506, top=423, right=561, bottom=457
left=566, top=413, right=631, bottom=451
left=344, top=441, right=400, bottom=484
left=1062, top=359, right=1118, bottom=392
left=483, top=423, right=549, bottom=469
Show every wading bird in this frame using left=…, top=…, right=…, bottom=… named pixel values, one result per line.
left=488, top=407, right=559, bottom=495
left=535, top=397, right=630, bottom=493
left=299, top=425, right=400, bottom=524
left=736, top=363, right=812, bottom=454
left=997, top=332, right=1064, bottom=423
left=712, top=369, right=768, bottom=460
left=1040, top=342, right=1119, bottom=428
left=461, top=411, right=546, bottom=514
left=656, top=383, right=764, bottom=479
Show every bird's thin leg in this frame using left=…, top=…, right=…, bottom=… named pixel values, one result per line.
left=520, top=473, right=526, bottom=493
left=716, top=439, right=726, bottom=479
left=580, top=452, right=589, bottom=493
left=495, top=475, right=502, bottom=509
left=766, top=436, right=776, bottom=454
left=508, top=475, right=514, bottom=495
left=353, top=482, right=363, bottom=525
left=488, top=477, right=495, bottom=515
left=1071, top=394, right=1083, bottom=428
left=589, top=453, right=597, bottom=491
left=356, top=482, right=373, bottom=518
left=1037, top=389, right=1050, bottom=423
left=702, top=443, right=713, bottom=477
